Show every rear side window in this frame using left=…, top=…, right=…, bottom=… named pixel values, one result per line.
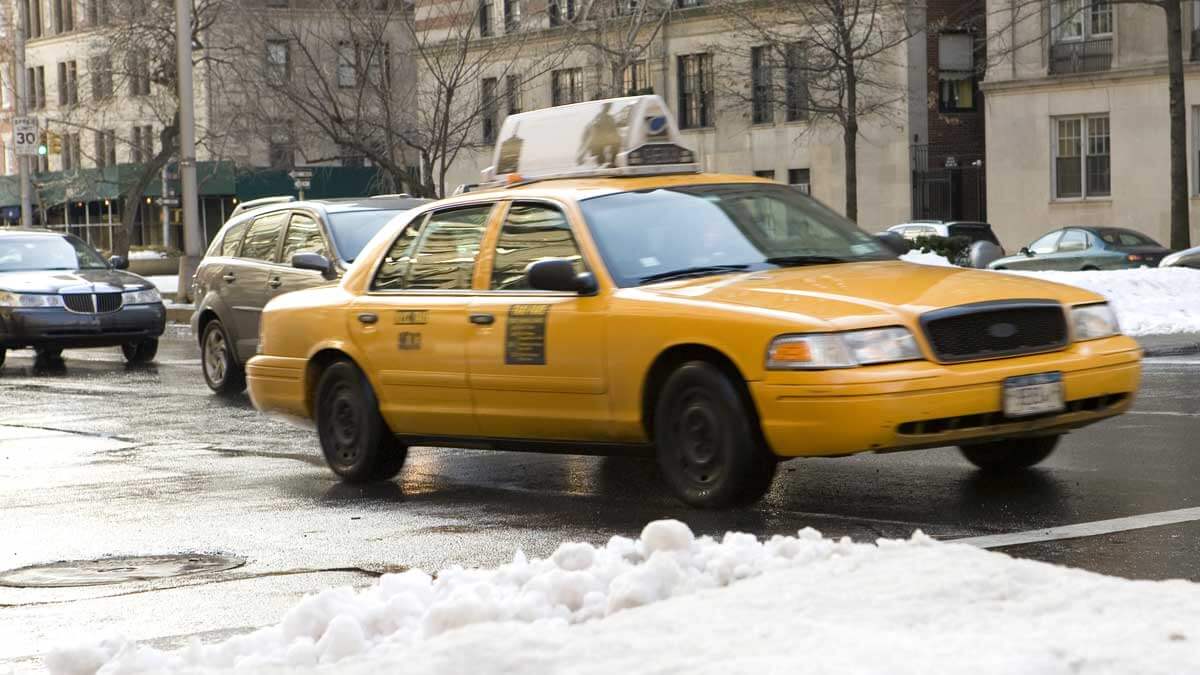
left=490, top=203, right=585, bottom=290
left=280, top=213, right=328, bottom=262
left=240, top=212, right=288, bottom=262
left=372, top=205, right=492, bottom=290
left=219, top=220, right=249, bottom=257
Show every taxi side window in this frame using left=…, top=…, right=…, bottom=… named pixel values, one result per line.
left=372, top=205, right=491, bottom=290
left=240, top=212, right=289, bottom=262
left=373, top=214, right=427, bottom=291
left=280, top=213, right=328, bottom=262
left=490, top=203, right=585, bottom=291
left=219, top=219, right=249, bottom=257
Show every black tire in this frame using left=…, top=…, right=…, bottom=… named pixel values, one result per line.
left=201, top=320, right=245, bottom=394
left=1082, top=265, right=1099, bottom=271
left=959, top=435, right=1060, bottom=472
left=0, top=348, right=5, bottom=367
left=121, top=338, right=159, bottom=364
left=315, top=360, right=408, bottom=483
left=35, top=346, right=64, bottom=360
left=653, top=362, right=778, bottom=508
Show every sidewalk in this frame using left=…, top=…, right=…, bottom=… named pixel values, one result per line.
left=1136, top=333, right=1200, bottom=357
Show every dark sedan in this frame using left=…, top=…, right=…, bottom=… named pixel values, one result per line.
left=989, top=227, right=1172, bottom=271
left=0, top=229, right=165, bottom=366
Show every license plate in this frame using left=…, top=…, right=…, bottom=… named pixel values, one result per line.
left=1003, top=372, right=1065, bottom=418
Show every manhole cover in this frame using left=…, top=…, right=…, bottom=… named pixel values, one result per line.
left=0, top=554, right=246, bottom=588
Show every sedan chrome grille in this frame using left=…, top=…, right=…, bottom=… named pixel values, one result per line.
left=96, top=293, right=123, bottom=313
left=61, top=293, right=125, bottom=314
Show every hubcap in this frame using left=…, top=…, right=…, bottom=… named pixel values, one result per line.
left=204, top=329, right=227, bottom=384
left=674, top=390, right=724, bottom=486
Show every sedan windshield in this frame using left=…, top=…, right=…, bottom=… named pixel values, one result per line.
left=327, top=210, right=409, bottom=263
left=0, top=235, right=109, bottom=272
left=579, top=183, right=892, bottom=287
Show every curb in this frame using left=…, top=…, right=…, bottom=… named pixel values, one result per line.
left=1135, top=334, right=1200, bottom=358
left=165, top=305, right=194, bottom=325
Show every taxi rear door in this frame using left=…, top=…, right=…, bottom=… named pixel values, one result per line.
left=466, top=201, right=611, bottom=441
left=349, top=204, right=495, bottom=436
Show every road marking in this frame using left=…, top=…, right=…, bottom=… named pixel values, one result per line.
left=1125, top=410, right=1200, bottom=417
left=954, top=506, right=1200, bottom=549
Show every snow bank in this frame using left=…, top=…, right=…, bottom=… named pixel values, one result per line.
left=145, top=275, right=179, bottom=294
left=899, top=249, right=954, bottom=266
left=48, top=520, right=1200, bottom=675
left=1007, top=267, right=1200, bottom=336
left=126, top=250, right=170, bottom=261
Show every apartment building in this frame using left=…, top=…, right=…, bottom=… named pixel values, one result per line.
left=985, top=0, right=1200, bottom=249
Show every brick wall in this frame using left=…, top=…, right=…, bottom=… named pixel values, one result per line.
left=924, top=0, right=986, bottom=170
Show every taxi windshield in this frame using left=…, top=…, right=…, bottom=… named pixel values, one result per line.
left=579, top=183, right=893, bottom=287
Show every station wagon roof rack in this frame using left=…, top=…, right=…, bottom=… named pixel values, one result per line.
left=230, top=195, right=295, bottom=217
left=480, top=95, right=700, bottom=188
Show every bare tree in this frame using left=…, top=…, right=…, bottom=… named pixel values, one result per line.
left=987, top=0, right=1190, bottom=249
left=714, top=0, right=917, bottom=221
left=563, top=0, right=673, bottom=97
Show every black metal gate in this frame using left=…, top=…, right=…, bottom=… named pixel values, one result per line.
left=912, top=166, right=987, bottom=223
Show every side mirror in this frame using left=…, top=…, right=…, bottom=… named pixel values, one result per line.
left=109, top=255, right=129, bottom=270
left=875, top=232, right=911, bottom=255
left=527, top=258, right=597, bottom=294
left=1020, top=247, right=1033, bottom=257
left=292, top=252, right=336, bottom=280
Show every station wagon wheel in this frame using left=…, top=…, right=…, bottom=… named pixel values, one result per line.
left=201, top=320, right=245, bottom=394
left=315, top=360, right=407, bottom=483
left=959, top=435, right=1060, bottom=472
left=654, top=362, right=777, bottom=508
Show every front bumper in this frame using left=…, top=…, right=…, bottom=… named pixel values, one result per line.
left=751, top=335, right=1142, bottom=458
left=0, top=304, right=166, bottom=349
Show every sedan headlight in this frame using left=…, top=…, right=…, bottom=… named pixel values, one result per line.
left=1071, top=303, right=1119, bottom=341
left=122, top=288, right=162, bottom=305
left=767, top=327, right=923, bottom=369
left=0, top=291, right=65, bottom=308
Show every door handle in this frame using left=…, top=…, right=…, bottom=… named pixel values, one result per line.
left=469, top=313, right=495, bottom=326
left=222, top=273, right=236, bottom=283
left=357, top=313, right=378, bottom=325
left=267, top=277, right=282, bottom=289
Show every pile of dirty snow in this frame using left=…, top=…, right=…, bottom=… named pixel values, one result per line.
left=1007, top=267, right=1200, bottom=336
left=48, top=520, right=1200, bottom=675
left=126, top=250, right=170, bottom=261
left=899, top=249, right=954, bottom=266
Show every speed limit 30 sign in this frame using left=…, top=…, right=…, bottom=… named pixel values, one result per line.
left=13, top=117, right=39, bottom=156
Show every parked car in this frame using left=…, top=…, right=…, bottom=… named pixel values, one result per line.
left=0, top=229, right=165, bottom=367
left=245, top=96, right=1141, bottom=509
left=1160, top=245, right=1200, bottom=269
left=191, top=196, right=430, bottom=394
left=989, top=227, right=1171, bottom=271
left=887, top=221, right=1003, bottom=248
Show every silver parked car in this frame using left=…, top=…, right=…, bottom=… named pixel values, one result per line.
left=191, top=196, right=429, bottom=394
left=1160, top=245, right=1200, bottom=269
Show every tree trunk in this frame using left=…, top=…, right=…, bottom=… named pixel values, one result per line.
left=1165, top=0, right=1191, bottom=249
left=843, top=67, right=859, bottom=223
left=115, top=117, right=180, bottom=257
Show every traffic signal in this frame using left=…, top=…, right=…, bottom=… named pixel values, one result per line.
left=48, top=132, right=62, bottom=155
left=37, top=131, right=48, bottom=157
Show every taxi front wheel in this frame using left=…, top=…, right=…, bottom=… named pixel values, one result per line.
left=958, top=435, right=1060, bottom=472
left=316, top=360, right=408, bottom=483
left=654, top=362, right=778, bottom=508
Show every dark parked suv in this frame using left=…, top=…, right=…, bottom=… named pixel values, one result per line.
left=191, top=196, right=429, bottom=393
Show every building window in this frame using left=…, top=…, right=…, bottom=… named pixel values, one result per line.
left=620, top=61, right=651, bottom=96
left=337, top=42, right=356, bottom=88
left=506, top=74, right=522, bottom=115
left=614, top=0, right=637, bottom=14
left=751, top=46, right=773, bottom=124
left=28, top=66, right=46, bottom=110
left=94, top=129, right=116, bottom=168
left=363, top=41, right=390, bottom=87
left=128, top=53, right=151, bottom=96
left=268, top=127, right=293, bottom=169
left=479, top=0, right=493, bottom=36
left=549, top=0, right=574, bottom=26
left=504, top=0, right=520, bottom=31
left=24, top=0, right=43, bottom=39
left=266, top=39, right=290, bottom=81
left=937, top=33, right=976, bottom=112
left=784, top=43, right=808, bottom=122
left=1054, top=114, right=1110, bottom=199
left=87, top=0, right=109, bottom=26
left=551, top=67, right=583, bottom=106
left=62, top=132, right=81, bottom=171
left=481, top=77, right=499, bottom=143
left=754, top=169, right=776, bottom=180
left=57, top=60, right=78, bottom=107
left=91, top=54, right=113, bottom=100
left=788, top=168, right=811, bottom=194
left=677, top=53, right=713, bottom=129
left=131, top=124, right=154, bottom=163
left=53, top=0, right=75, bottom=33
left=1050, top=1, right=1113, bottom=74
left=340, top=144, right=365, bottom=167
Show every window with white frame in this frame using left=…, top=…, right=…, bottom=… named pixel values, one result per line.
left=1053, top=114, right=1110, bottom=199
left=1053, top=0, right=1111, bottom=42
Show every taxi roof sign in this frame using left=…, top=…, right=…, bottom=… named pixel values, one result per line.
left=482, top=95, right=699, bottom=185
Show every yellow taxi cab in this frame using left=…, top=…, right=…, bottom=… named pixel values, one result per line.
left=247, top=95, right=1141, bottom=508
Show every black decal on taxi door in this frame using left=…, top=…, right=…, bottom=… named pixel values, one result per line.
left=505, top=305, right=549, bottom=365
left=398, top=332, right=422, bottom=350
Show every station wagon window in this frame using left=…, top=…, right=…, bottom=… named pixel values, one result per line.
left=372, top=205, right=492, bottom=290
left=490, top=203, right=585, bottom=290
left=1029, top=231, right=1062, bottom=254
left=239, top=212, right=288, bottom=262
left=280, top=213, right=328, bottom=262
left=218, top=219, right=249, bottom=257
left=1057, top=229, right=1088, bottom=252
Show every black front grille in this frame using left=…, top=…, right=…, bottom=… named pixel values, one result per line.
left=922, top=301, right=1068, bottom=363
left=95, top=293, right=123, bottom=313
left=62, top=294, right=94, bottom=313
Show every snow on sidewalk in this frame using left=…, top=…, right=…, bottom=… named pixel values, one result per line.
left=1005, top=268, right=1200, bottom=336
left=48, top=520, right=1200, bottom=675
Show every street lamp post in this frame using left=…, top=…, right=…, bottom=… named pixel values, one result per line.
left=175, top=0, right=203, bottom=302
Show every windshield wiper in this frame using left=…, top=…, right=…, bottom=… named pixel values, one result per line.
left=638, top=264, right=750, bottom=285
left=765, top=255, right=852, bottom=267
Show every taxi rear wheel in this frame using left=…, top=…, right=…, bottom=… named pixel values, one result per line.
left=654, top=362, right=777, bottom=508
left=316, top=360, right=408, bottom=483
left=958, top=435, right=1060, bottom=472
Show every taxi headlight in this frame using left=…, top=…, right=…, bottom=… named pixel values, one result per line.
left=122, top=288, right=162, bottom=305
left=1071, top=303, right=1119, bottom=341
left=0, top=291, right=65, bottom=308
left=767, top=327, right=922, bottom=369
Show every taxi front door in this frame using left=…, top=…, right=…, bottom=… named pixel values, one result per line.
left=349, top=205, right=493, bottom=437
left=466, top=202, right=610, bottom=441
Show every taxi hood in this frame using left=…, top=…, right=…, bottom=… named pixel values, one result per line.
left=638, top=261, right=1104, bottom=330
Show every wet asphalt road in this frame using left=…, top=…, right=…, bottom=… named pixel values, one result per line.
left=1, top=331, right=1198, bottom=671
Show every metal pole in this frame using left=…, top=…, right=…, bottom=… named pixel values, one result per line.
left=161, top=165, right=170, bottom=247
left=175, top=0, right=202, bottom=301
left=15, top=0, right=33, bottom=228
